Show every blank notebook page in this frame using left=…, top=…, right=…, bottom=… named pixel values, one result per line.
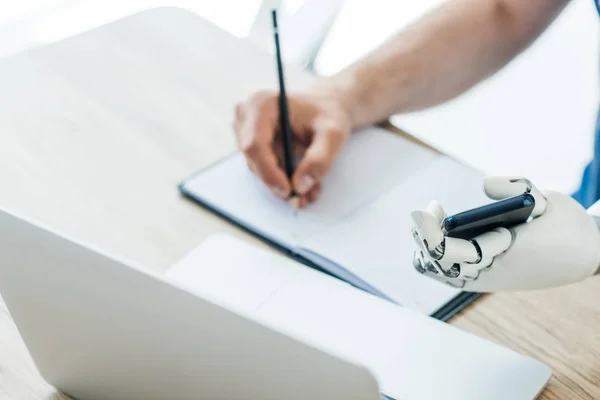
left=180, top=126, right=437, bottom=247
left=299, top=156, right=489, bottom=314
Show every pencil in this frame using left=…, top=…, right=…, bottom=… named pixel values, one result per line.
left=271, top=9, right=299, bottom=212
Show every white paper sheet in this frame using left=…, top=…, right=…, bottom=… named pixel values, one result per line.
left=168, top=234, right=306, bottom=315
left=181, top=125, right=436, bottom=246
left=167, top=234, right=550, bottom=400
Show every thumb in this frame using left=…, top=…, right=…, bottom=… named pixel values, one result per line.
left=292, top=126, right=348, bottom=195
left=483, top=176, right=532, bottom=200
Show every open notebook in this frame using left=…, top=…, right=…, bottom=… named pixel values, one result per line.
left=180, top=126, right=490, bottom=318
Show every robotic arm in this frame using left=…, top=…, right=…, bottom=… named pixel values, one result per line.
left=411, top=177, right=600, bottom=292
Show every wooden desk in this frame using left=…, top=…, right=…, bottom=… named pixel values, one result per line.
left=0, top=7, right=598, bottom=400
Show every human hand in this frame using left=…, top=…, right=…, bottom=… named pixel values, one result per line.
left=411, top=177, right=600, bottom=292
left=233, top=87, right=351, bottom=208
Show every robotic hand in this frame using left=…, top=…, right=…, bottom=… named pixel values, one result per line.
left=411, top=177, right=600, bottom=292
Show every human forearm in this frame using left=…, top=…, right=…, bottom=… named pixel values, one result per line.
left=321, top=0, right=570, bottom=128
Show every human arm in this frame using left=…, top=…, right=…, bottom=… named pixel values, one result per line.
left=234, top=0, right=571, bottom=203
left=327, top=0, right=571, bottom=127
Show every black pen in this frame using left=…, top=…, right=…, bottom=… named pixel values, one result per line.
left=271, top=9, right=299, bottom=212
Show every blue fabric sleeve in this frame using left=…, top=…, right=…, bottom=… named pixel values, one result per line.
left=572, top=107, right=600, bottom=208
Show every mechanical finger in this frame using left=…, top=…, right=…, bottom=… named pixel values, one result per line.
left=483, top=176, right=547, bottom=217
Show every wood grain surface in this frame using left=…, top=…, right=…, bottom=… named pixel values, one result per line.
left=0, top=7, right=598, bottom=399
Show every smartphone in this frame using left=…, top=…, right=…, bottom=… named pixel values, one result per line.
left=443, top=193, right=535, bottom=240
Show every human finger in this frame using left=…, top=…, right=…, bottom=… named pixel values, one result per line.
left=292, top=125, right=347, bottom=195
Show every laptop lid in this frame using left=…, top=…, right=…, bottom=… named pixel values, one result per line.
left=0, top=208, right=380, bottom=400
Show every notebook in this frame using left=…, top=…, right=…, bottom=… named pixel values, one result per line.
left=166, top=234, right=551, bottom=400
left=179, top=126, right=490, bottom=319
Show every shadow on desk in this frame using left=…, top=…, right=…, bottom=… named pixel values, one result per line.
left=48, top=393, right=73, bottom=400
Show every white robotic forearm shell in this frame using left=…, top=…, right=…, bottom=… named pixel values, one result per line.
left=463, top=191, right=600, bottom=292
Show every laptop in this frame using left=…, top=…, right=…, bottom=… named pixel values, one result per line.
left=0, top=208, right=551, bottom=400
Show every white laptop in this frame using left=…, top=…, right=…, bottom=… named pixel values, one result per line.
left=0, top=208, right=551, bottom=400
